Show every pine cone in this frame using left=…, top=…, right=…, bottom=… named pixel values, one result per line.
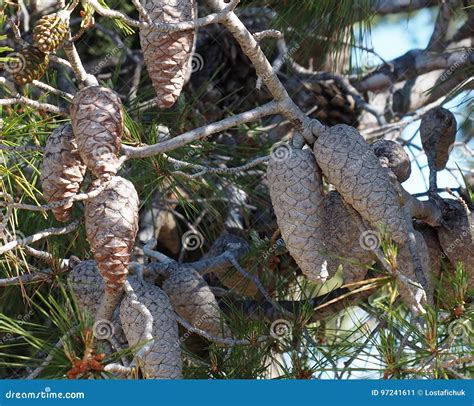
left=420, top=107, right=456, bottom=171
left=307, top=80, right=360, bottom=127
left=437, top=199, right=473, bottom=291
left=33, top=11, right=70, bottom=54
left=85, top=177, right=139, bottom=294
left=41, top=124, right=86, bottom=222
left=70, top=86, right=123, bottom=180
left=69, top=260, right=104, bottom=314
left=313, top=125, right=427, bottom=313
left=397, top=229, right=433, bottom=300
left=416, top=224, right=446, bottom=302
left=162, top=265, right=231, bottom=338
left=267, top=146, right=332, bottom=283
left=314, top=125, right=409, bottom=244
left=140, top=0, right=196, bottom=108
left=322, top=191, right=376, bottom=286
left=68, top=259, right=127, bottom=345
left=120, top=276, right=182, bottom=379
left=371, top=139, right=411, bottom=183
left=12, top=45, right=49, bottom=85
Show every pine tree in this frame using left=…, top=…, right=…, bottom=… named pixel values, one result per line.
left=0, top=0, right=472, bottom=381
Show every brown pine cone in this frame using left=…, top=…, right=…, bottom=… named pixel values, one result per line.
left=70, top=86, right=123, bottom=180
left=11, top=45, right=49, bottom=85
left=307, top=80, right=360, bottom=127
left=41, top=124, right=86, bottom=222
left=140, top=0, right=196, bottom=108
left=85, top=176, right=139, bottom=294
left=33, top=10, right=70, bottom=54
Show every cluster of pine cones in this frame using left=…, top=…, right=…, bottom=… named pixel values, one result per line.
left=11, top=10, right=69, bottom=85
left=267, top=108, right=473, bottom=313
left=42, top=85, right=139, bottom=314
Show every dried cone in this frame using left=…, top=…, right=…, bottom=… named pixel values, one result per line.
left=397, top=229, right=433, bottom=301
left=322, top=191, right=376, bottom=286
left=162, top=265, right=231, bottom=338
left=70, top=86, right=123, bottom=180
left=267, top=145, right=332, bottom=283
left=33, top=10, right=70, bottom=54
left=313, top=125, right=427, bottom=314
left=12, top=46, right=49, bottom=85
left=437, top=199, right=474, bottom=291
left=120, top=276, right=182, bottom=379
left=41, top=124, right=86, bottom=222
left=68, top=259, right=127, bottom=346
left=371, top=139, right=411, bottom=183
left=85, top=177, right=139, bottom=299
left=69, top=260, right=106, bottom=314
left=415, top=224, right=452, bottom=304
left=139, top=0, right=196, bottom=108
left=420, top=107, right=456, bottom=171
left=307, top=80, right=361, bottom=126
